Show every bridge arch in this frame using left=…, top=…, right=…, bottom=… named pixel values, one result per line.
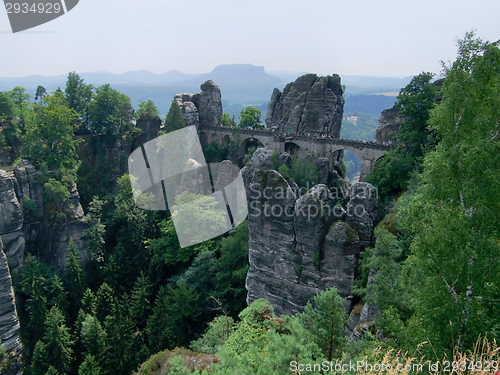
left=198, top=131, right=208, bottom=146
left=284, top=142, right=300, bottom=155
left=210, top=133, right=218, bottom=144
left=323, top=144, right=380, bottom=181
left=240, top=137, right=265, bottom=157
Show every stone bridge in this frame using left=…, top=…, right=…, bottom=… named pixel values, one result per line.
left=198, top=125, right=390, bottom=179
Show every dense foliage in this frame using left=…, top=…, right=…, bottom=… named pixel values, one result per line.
left=359, top=32, right=500, bottom=359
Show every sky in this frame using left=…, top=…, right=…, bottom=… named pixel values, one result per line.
left=0, top=0, right=499, bottom=79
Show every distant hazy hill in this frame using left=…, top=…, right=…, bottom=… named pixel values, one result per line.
left=183, top=64, right=282, bottom=87
left=0, top=69, right=201, bottom=91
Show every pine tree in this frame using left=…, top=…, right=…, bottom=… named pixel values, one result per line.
left=21, top=254, right=48, bottom=343
left=82, top=197, right=106, bottom=266
left=30, top=340, right=49, bottom=375
left=44, top=366, right=62, bottom=375
left=131, top=271, right=151, bottom=328
left=164, top=100, right=186, bottom=133
left=95, top=282, right=115, bottom=322
left=78, top=355, right=101, bottom=375
left=80, top=314, right=106, bottom=358
left=81, top=288, right=97, bottom=316
left=146, top=286, right=170, bottom=354
left=42, top=306, right=74, bottom=374
left=298, top=287, right=348, bottom=360
left=65, top=240, right=84, bottom=320
left=48, top=274, right=68, bottom=315
left=101, top=297, right=135, bottom=375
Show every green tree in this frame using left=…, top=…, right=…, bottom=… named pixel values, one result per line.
left=44, top=366, right=62, bottom=375
left=44, top=177, right=71, bottom=221
left=170, top=192, right=229, bottom=247
left=80, top=314, right=106, bottom=358
left=298, top=287, right=348, bottom=360
left=35, top=85, right=47, bottom=102
left=65, top=71, right=94, bottom=126
left=22, top=91, right=82, bottom=170
left=220, top=112, right=236, bottom=127
left=47, top=274, right=68, bottom=314
left=238, top=106, right=263, bottom=129
left=95, top=282, right=116, bottom=322
left=131, top=271, right=152, bottom=328
left=0, top=91, right=20, bottom=157
left=146, top=282, right=202, bottom=352
left=164, top=100, right=185, bottom=133
left=290, top=156, right=319, bottom=191
left=88, top=84, right=134, bottom=140
left=136, top=99, right=160, bottom=118
left=41, top=306, right=74, bottom=374
left=82, top=197, right=106, bottom=265
left=146, top=286, right=171, bottom=353
left=21, top=254, right=48, bottom=344
left=78, top=355, right=101, bottom=375
left=7, top=86, right=31, bottom=133
left=214, top=222, right=249, bottom=316
left=101, top=297, right=136, bottom=375
left=31, top=340, right=49, bottom=375
left=212, top=299, right=322, bottom=375
left=108, top=175, right=151, bottom=290
left=0, top=340, right=8, bottom=372
left=81, top=288, right=97, bottom=316
left=399, top=32, right=500, bottom=355
left=65, top=240, right=84, bottom=319
left=190, top=315, right=235, bottom=354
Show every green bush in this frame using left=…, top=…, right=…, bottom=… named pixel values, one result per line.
left=290, top=156, right=318, bottom=191
left=278, top=164, right=290, bottom=179
left=23, top=196, right=38, bottom=215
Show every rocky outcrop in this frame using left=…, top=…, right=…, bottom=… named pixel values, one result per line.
left=174, top=93, right=199, bottom=128
left=0, top=238, right=22, bottom=375
left=132, top=115, right=162, bottom=151
left=345, top=182, right=377, bottom=248
left=0, top=162, right=88, bottom=273
left=243, top=148, right=376, bottom=316
left=375, top=107, right=406, bottom=144
left=266, top=74, right=344, bottom=137
left=175, top=80, right=223, bottom=129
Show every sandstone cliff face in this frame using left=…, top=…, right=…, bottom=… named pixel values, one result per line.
left=243, top=148, right=376, bottom=316
left=0, top=162, right=88, bottom=274
left=132, top=115, right=162, bottom=151
left=266, top=74, right=344, bottom=137
left=375, top=106, right=406, bottom=144
left=175, top=80, right=223, bottom=129
left=0, top=239, right=22, bottom=375
left=0, top=162, right=88, bottom=373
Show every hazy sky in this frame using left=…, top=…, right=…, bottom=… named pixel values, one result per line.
left=0, top=0, right=498, bottom=78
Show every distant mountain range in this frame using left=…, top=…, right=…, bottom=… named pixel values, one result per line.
left=0, top=64, right=411, bottom=115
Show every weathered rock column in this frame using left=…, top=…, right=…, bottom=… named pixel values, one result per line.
left=0, top=238, right=22, bottom=375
